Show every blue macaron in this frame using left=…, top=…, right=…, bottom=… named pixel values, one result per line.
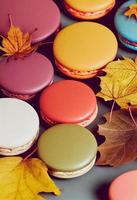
left=115, top=0, right=137, bottom=51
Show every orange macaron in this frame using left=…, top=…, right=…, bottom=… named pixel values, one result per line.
left=64, top=0, right=115, bottom=20
left=53, top=22, right=118, bottom=79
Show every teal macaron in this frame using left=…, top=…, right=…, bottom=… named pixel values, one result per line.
left=115, top=0, right=137, bottom=50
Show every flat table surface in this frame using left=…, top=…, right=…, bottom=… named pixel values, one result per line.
left=41, top=1, right=137, bottom=200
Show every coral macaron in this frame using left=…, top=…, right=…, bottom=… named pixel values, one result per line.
left=53, top=22, right=118, bottom=79
left=0, top=98, right=39, bottom=156
left=64, top=0, right=115, bottom=20
left=109, top=170, right=137, bottom=200
left=0, top=0, right=61, bottom=43
left=38, top=124, right=97, bottom=178
left=40, top=80, right=97, bottom=127
left=0, top=53, right=54, bottom=100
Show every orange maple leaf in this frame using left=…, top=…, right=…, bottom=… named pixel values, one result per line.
left=124, top=4, right=137, bottom=19
left=0, top=15, right=38, bottom=58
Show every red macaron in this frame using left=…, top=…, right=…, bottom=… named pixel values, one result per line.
left=39, top=80, right=98, bottom=127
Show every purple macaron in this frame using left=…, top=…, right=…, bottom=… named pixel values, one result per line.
left=0, top=53, right=54, bottom=100
left=0, top=0, right=61, bottom=43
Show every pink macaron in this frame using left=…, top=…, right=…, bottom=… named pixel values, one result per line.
left=0, top=0, right=61, bottom=43
left=109, top=170, right=137, bottom=200
left=0, top=53, right=54, bottom=100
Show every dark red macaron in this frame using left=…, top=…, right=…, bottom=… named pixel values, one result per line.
left=39, top=80, right=98, bottom=127
left=0, top=53, right=54, bottom=100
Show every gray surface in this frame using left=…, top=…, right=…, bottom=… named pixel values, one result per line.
left=42, top=1, right=137, bottom=200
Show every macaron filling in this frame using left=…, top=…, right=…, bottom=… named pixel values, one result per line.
left=64, top=1, right=115, bottom=19
left=1, top=79, right=53, bottom=100
left=49, top=156, right=96, bottom=179
left=1, top=89, right=36, bottom=100
left=118, top=34, right=137, bottom=47
left=0, top=130, right=39, bottom=156
left=55, top=59, right=103, bottom=79
left=41, top=105, right=98, bottom=127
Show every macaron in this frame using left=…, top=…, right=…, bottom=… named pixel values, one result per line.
left=53, top=22, right=118, bottom=79
left=64, top=0, right=115, bottom=20
left=39, top=80, right=97, bottom=127
left=0, top=0, right=61, bottom=43
left=38, top=124, right=97, bottom=178
left=115, top=0, right=137, bottom=51
left=0, top=53, right=54, bottom=100
left=109, top=170, right=137, bottom=200
left=0, top=98, right=39, bottom=155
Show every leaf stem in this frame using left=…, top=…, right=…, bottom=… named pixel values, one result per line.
left=109, top=100, right=116, bottom=123
left=8, top=14, right=13, bottom=27
left=30, top=28, right=38, bottom=35
left=23, top=146, right=38, bottom=161
left=128, top=106, right=137, bottom=127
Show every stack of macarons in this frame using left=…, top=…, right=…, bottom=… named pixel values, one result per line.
left=0, top=0, right=61, bottom=100
left=0, top=0, right=100, bottom=179
left=0, top=0, right=128, bottom=184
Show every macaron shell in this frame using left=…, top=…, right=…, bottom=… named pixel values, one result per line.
left=0, top=135, right=38, bottom=156
left=115, top=0, right=137, bottom=42
left=0, top=0, right=60, bottom=43
left=65, top=0, right=115, bottom=12
left=53, top=22, right=118, bottom=71
left=109, top=170, right=137, bottom=200
left=0, top=98, right=39, bottom=149
left=119, top=37, right=137, bottom=51
left=40, top=80, right=97, bottom=124
left=0, top=53, right=54, bottom=95
left=49, top=156, right=96, bottom=179
left=38, top=124, right=97, bottom=172
left=55, top=59, right=101, bottom=79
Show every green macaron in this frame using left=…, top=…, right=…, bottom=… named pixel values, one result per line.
left=38, top=124, right=97, bottom=179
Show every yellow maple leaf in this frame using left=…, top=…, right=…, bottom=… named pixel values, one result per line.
left=0, top=157, right=61, bottom=200
left=0, top=15, right=37, bottom=58
left=97, top=57, right=137, bottom=108
left=124, top=4, right=137, bottom=19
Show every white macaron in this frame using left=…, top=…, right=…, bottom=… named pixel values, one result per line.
left=0, top=98, right=39, bottom=155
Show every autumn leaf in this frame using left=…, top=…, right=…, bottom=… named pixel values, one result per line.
left=0, top=157, right=61, bottom=200
left=124, top=4, right=137, bottom=19
left=96, top=109, right=137, bottom=167
left=97, top=57, right=137, bottom=109
left=0, top=15, right=38, bottom=58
